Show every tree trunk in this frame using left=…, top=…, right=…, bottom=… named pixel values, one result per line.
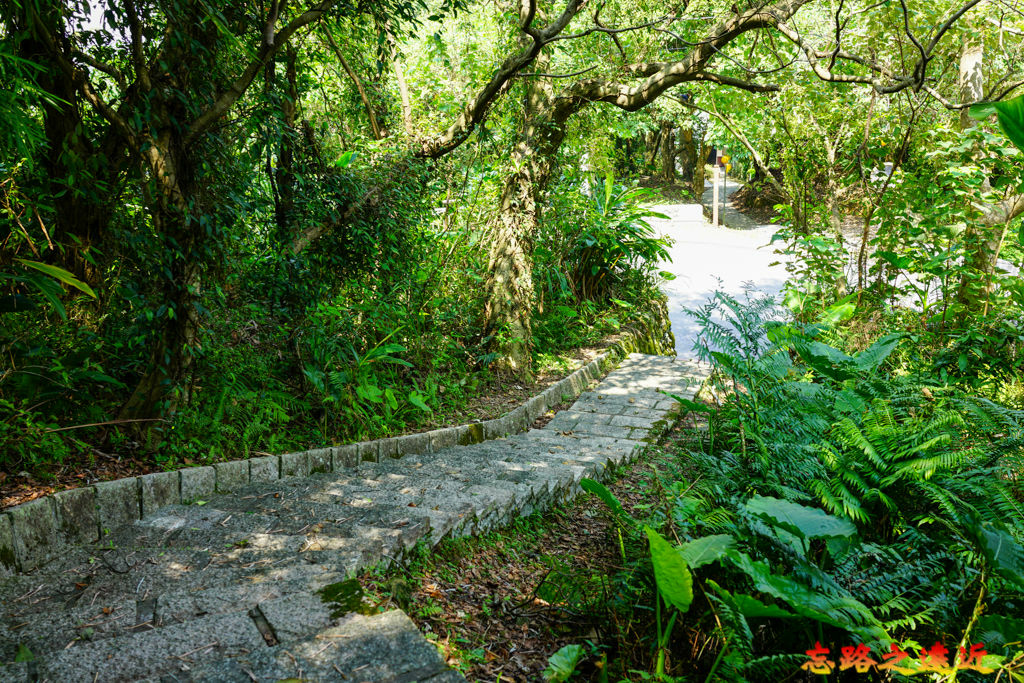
left=678, top=127, right=695, bottom=184
left=645, top=130, right=661, bottom=169
left=659, top=122, right=676, bottom=182
left=483, top=50, right=562, bottom=379
left=119, top=133, right=202, bottom=420
left=13, top=5, right=114, bottom=287
left=274, top=46, right=299, bottom=238
left=955, top=33, right=1005, bottom=312
left=484, top=166, right=541, bottom=378
left=395, top=60, right=414, bottom=138
left=323, top=29, right=383, bottom=140
left=693, top=143, right=709, bottom=198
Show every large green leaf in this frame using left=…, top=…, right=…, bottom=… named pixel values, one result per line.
left=970, top=94, right=1024, bottom=152
left=706, top=580, right=797, bottom=618
left=818, top=294, right=857, bottom=325
left=678, top=534, right=735, bottom=568
left=745, top=495, right=857, bottom=540
left=852, top=333, right=904, bottom=374
left=581, top=478, right=636, bottom=526
left=645, top=526, right=693, bottom=613
left=14, top=258, right=96, bottom=299
left=543, top=644, right=585, bottom=682
left=725, top=550, right=886, bottom=641
left=972, top=522, right=1024, bottom=591
left=793, top=340, right=858, bottom=382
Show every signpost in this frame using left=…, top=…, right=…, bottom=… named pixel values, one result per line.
left=720, top=154, right=731, bottom=216
left=712, top=165, right=720, bottom=227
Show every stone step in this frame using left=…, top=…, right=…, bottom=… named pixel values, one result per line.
left=0, top=553, right=349, bottom=663
left=4, top=592, right=343, bottom=682
left=0, top=352, right=699, bottom=682
left=184, top=609, right=465, bottom=683
left=117, top=500, right=432, bottom=556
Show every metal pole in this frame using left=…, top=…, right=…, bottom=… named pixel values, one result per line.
left=712, top=166, right=720, bottom=227
left=720, top=165, right=726, bottom=212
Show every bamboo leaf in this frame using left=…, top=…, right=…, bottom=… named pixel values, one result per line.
left=14, top=258, right=97, bottom=299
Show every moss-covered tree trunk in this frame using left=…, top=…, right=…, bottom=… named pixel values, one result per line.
left=119, top=130, right=203, bottom=420
left=484, top=56, right=564, bottom=379
left=659, top=122, right=676, bottom=182
left=693, top=142, right=709, bottom=198
left=954, top=32, right=1008, bottom=313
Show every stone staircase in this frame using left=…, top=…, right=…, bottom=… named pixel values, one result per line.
left=0, top=354, right=704, bottom=682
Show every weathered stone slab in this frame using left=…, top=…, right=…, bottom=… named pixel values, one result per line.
left=180, top=465, right=215, bottom=503
left=610, top=414, right=662, bottom=429
left=333, top=444, right=359, bottom=469
left=542, top=384, right=563, bottom=408
left=8, top=497, right=60, bottom=572
left=257, top=592, right=334, bottom=642
left=483, top=415, right=513, bottom=440
left=52, top=486, right=98, bottom=544
left=0, top=662, right=28, bottom=683
left=249, top=454, right=280, bottom=482
left=95, top=477, right=141, bottom=535
left=357, top=440, right=379, bottom=463
left=187, top=610, right=464, bottom=683
left=139, top=471, right=180, bottom=517
left=35, top=609, right=266, bottom=682
left=525, top=394, right=548, bottom=421
left=0, top=513, right=16, bottom=576
left=507, top=405, right=529, bottom=433
left=458, top=423, right=484, bottom=445
left=214, top=459, right=249, bottom=493
left=428, top=427, right=458, bottom=452
left=280, top=450, right=310, bottom=478
left=307, top=448, right=332, bottom=473
left=378, top=437, right=399, bottom=460
left=393, top=432, right=430, bottom=457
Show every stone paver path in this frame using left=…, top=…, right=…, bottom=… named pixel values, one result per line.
left=650, top=191, right=789, bottom=355
left=0, top=354, right=705, bottom=682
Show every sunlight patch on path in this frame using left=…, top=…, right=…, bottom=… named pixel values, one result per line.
left=649, top=195, right=789, bottom=356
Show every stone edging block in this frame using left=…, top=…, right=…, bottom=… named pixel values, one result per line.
left=140, top=471, right=180, bottom=517
left=0, top=514, right=15, bottom=576
left=181, top=466, right=215, bottom=503
left=52, top=487, right=98, bottom=545
left=1, top=313, right=677, bottom=575
left=95, top=478, right=140, bottom=536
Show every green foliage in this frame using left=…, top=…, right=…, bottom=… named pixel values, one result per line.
left=543, top=644, right=586, bottom=682
left=660, top=290, right=1024, bottom=676
left=645, top=526, right=693, bottom=614
left=969, top=94, right=1024, bottom=151
left=0, top=399, right=73, bottom=473
left=536, top=172, right=671, bottom=307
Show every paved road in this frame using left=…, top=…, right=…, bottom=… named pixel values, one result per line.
left=649, top=183, right=789, bottom=355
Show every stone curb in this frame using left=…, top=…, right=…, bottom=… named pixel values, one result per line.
left=0, top=303, right=676, bottom=575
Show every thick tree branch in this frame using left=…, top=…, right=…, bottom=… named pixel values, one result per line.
left=124, top=0, right=151, bottom=91
left=71, top=49, right=126, bottom=87
left=321, top=28, right=383, bottom=139
left=29, top=9, right=138, bottom=148
left=692, top=71, right=780, bottom=93
left=186, top=0, right=339, bottom=145
left=777, top=0, right=984, bottom=95
left=415, top=0, right=583, bottom=158
left=983, top=193, right=1024, bottom=227
left=553, top=0, right=810, bottom=115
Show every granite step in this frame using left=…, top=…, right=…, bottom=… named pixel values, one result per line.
left=2, top=592, right=342, bottom=683
left=184, top=609, right=464, bottom=682
left=0, top=353, right=704, bottom=682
